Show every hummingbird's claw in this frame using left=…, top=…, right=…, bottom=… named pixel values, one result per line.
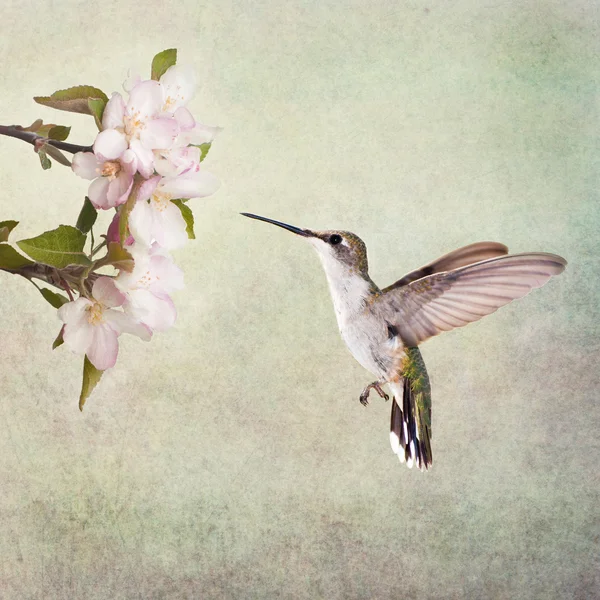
left=360, top=381, right=389, bottom=406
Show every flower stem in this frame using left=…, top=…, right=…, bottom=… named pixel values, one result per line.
left=0, top=124, right=93, bottom=154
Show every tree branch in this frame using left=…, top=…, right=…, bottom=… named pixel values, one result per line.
left=0, top=124, right=93, bottom=154
left=1, top=263, right=99, bottom=293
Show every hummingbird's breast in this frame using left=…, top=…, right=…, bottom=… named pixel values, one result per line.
left=326, top=279, right=400, bottom=378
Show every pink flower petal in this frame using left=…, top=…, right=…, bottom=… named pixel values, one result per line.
left=140, top=116, right=179, bottom=150
left=174, top=107, right=195, bottom=130
left=93, top=129, right=128, bottom=161
left=137, top=175, right=161, bottom=202
left=87, top=324, right=119, bottom=370
left=102, top=93, right=126, bottom=130
left=106, top=213, right=121, bottom=244
left=88, top=177, right=110, bottom=210
left=72, top=152, right=101, bottom=180
left=92, top=277, right=126, bottom=308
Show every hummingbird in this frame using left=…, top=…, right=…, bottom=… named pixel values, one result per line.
left=241, top=213, right=566, bottom=471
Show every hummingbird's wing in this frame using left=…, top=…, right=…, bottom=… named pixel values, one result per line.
left=382, top=242, right=509, bottom=292
left=382, top=252, right=566, bottom=347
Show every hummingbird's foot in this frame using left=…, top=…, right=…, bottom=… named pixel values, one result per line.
left=359, top=381, right=390, bottom=406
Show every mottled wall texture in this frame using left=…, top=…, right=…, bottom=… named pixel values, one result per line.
left=1, top=1, right=598, bottom=599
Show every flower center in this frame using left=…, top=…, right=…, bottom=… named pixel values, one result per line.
left=123, top=111, right=145, bottom=141
left=137, top=269, right=154, bottom=288
left=151, top=190, right=172, bottom=213
left=101, top=161, right=121, bottom=180
left=86, top=302, right=105, bottom=326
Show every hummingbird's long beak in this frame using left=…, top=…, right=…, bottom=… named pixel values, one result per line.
left=241, top=213, right=312, bottom=237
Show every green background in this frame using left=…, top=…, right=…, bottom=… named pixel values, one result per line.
left=1, top=1, right=598, bottom=598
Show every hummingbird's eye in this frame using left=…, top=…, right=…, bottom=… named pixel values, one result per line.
left=329, top=234, right=343, bottom=245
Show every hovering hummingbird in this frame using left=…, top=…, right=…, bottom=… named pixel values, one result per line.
left=241, top=213, right=566, bottom=471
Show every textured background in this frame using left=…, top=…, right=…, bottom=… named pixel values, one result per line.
left=0, top=1, right=598, bottom=598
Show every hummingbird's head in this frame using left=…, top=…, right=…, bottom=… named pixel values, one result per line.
left=241, top=213, right=369, bottom=276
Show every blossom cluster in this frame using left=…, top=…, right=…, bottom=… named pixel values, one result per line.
left=59, top=64, right=220, bottom=371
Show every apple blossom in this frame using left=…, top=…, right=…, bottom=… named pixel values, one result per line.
left=58, top=277, right=151, bottom=370
left=101, top=81, right=179, bottom=177
left=71, top=130, right=137, bottom=209
left=129, top=169, right=219, bottom=249
left=116, top=244, right=184, bottom=332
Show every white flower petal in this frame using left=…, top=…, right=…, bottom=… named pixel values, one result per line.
left=102, top=93, right=126, bottom=130
left=59, top=298, right=95, bottom=355
left=174, top=106, right=195, bottom=130
left=120, top=149, right=138, bottom=175
left=149, top=254, right=184, bottom=292
left=58, top=297, right=92, bottom=327
left=93, top=129, right=128, bottom=161
left=104, top=310, right=152, bottom=341
left=154, top=202, right=188, bottom=249
left=181, top=123, right=223, bottom=146
left=129, top=139, right=155, bottom=178
left=160, top=170, right=220, bottom=199
left=92, top=276, right=125, bottom=308
left=160, top=64, right=196, bottom=111
left=140, top=117, right=179, bottom=150
left=123, top=69, right=142, bottom=93
left=129, top=199, right=155, bottom=247
left=72, top=152, right=101, bottom=180
left=87, top=324, right=119, bottom=370
left=127, top=80, right=163, bottom=121
left=124, top=289, right=177, bottom=332
left=88, top=177, right=111, bottom=210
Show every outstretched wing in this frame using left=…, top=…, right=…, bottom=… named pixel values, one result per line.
left=383, top=242, right=509, bottom=292
left=381, top=253, right=567, bottom=347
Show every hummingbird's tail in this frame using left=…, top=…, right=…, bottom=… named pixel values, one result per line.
left=388, top=347, right=432, bottom=471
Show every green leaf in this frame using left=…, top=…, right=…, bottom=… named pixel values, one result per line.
left=34, top=85, right=109, bottom=116
left=151, top=48, right=177, bottom=80
left=47, top=125, right=71, bottom=141
left=39, top=287, right=69, bottom=309
left=199, top=142, right=211, bottom=162
left=88, top=98, right=106, bottom=130
left=38, top=148, right=51, bottom=170
left=190, top=142, right=212, bottom=162
left=0, top=220, right=18, bottom=243
left=17, top=225, right=91, bottom=268
left=79, top=356, right=104, bottom=411
left=0, top=243, right=35, bottom=270
left=52, top=326, right=64, bottom=350
left=41, top=143, right=71, bottom=167
left=76, top=197, right=98, bottom=234
left=105, top=242, right=134, bottom=272
left=171, top=199, right=195, bottom=239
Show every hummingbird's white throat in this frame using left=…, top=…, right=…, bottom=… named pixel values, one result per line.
left=308, top=237, right=373, bottom=321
